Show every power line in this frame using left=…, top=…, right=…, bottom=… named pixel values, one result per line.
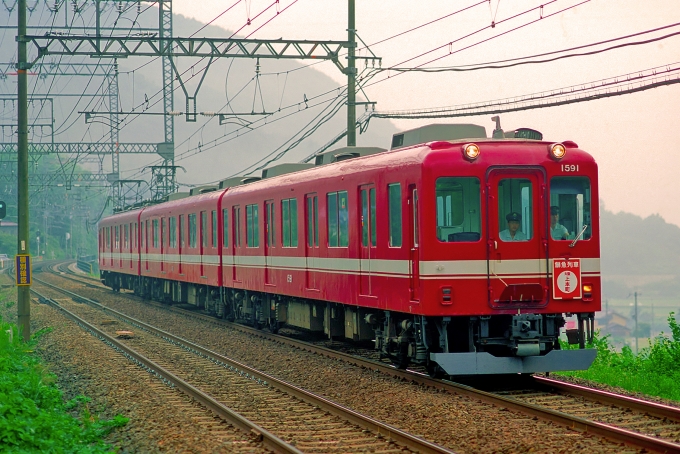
left=368, top=62, right=680, bottom=120
left=383, top=22, right=680, bottom=74
left=359, top=1, right=487, bottom=51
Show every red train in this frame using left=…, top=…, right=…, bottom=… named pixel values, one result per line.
left=99, top=121, right=600, bottom=375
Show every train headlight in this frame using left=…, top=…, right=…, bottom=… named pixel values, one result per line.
left=549, top=143, right=567, bottom=160
left=462, top=143, right=480, bottom=161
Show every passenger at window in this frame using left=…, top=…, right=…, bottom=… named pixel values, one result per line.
left=500, top=212, right=526, bottom=241
left=550, top=206, right=569, bottom=240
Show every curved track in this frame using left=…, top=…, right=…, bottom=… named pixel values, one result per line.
left=33, top=266, right=454, bottom=454
left=46, top=261, right=680, bottom=453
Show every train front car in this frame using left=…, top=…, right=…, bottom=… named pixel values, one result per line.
left=387, top=124, right=600, bottom=376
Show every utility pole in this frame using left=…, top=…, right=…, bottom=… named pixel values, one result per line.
left=346, top=0, right=356, bottom=146
left=17, top=0, right=30, bottom=341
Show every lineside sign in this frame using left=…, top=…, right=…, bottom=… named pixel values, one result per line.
left=16, top=255, right=31, bottom=286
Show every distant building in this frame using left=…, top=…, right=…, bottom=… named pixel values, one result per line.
left=596, top=311, right=631, bottom=337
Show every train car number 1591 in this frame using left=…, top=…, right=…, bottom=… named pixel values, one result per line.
left=561, top=164, right=579, bottom=172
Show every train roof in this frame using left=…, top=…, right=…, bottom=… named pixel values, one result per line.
left=101, top=122, right=590, bottom=221
left=390, top=124, right=487, bottom=150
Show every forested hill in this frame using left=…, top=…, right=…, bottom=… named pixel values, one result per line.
left=600, top=207, right=680, bottom=298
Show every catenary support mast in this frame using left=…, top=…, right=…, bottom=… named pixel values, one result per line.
left=347, top=0, right=356, bottom=146
left=17, top=0, right=30, bottom=341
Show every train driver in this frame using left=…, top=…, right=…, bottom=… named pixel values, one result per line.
left=550, top=206, right=569, bottom=240
left=500, top=212, right=527, bottom=241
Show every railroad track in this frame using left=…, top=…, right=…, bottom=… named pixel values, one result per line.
left=51, top=260, right=106, bottom=288
left=498, top=376, right=680, bottom=442
left=40, top=265, right=680, bottom=453
left=31, top=274, right=454, bottom=454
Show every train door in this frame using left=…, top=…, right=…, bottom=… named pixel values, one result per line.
left=116, top=226, right=121, bottom=268
left=144, top=220, right=149, bottom=271
left=160, top=218, right=166, bottom=272
left=232, top=206, right=242, bottom=282
left=264, top=200, right=275, bottom=285
left=128, top=223, right=133, bottom=269
left=305, top=193, right=319, bottom=289
left=200, top=211, right=207, bottom=277
left=408, top=185, right=420, bottom=301
left=139, top=223, right=144, bottom=271
left=109, top=227, right=113, bottom=267
left=359, top=185, right=376, bottom=296
left=178, top=214, right=184, bottom=274
left=486, top=168, right=549, bottom=307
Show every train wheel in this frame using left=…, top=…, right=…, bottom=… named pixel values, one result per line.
left=268, top=320, right=280, bottom=334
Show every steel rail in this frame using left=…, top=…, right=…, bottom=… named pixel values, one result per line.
left=28, top=286, right=302, bottom=454
left=32, top=275, right=455, bottom=454
left=533, top=375, right=680, bottom=422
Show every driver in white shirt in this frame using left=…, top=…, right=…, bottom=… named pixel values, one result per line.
left=500, top=212, right=527, bottom=241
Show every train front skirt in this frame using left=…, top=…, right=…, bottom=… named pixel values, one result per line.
left=430, top=349, right=597, bottom=376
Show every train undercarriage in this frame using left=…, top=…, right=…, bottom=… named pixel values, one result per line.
left=102, top=271, right=597, bottom=376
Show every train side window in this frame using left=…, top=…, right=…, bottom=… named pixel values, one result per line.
left=222, top=209, right=229, bottom=248
left=550, top=177, right=592, bottom=241
left=327, top=191, right=348, bottom=247
left=189, top=214, right=197, bottom=248
left=124, top=224, right=129, bottom=248
left=306, top=194, right=319, bottom=247
left=435, top=177, right=481, bottom=242
left=211, top=210, right=217, bottom=247
left=201, top=211, right=208, bottom=248
left=140, top=223, right=144, bottom=248
left=388, top=183, right=402, bottom=247
left=361, top=187, right=377, bottom=247
left=161, top=218, right=166, bottom=247
left=233, top=206, right=241, bottom=247
left=246, top=204, right=259, bottom=247
left=265, top=201, right=275, bottom=247
left=152, top=219, right=159, bottom=248
left=282, top=198, right=298, bottom=247
left=179, top=215, right=184, bottom=248
left=169, top=217, right=177, bottom=248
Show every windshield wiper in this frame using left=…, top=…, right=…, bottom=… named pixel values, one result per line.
left=569, top=224, right=588, bottom=248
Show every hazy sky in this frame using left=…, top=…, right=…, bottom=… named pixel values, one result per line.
left=175, top=1, right=680, bottom=226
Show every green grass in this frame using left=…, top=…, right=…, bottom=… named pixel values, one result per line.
left=558, top=312, right=680, bottom=401
left=0, top=316, right=127, bottom=453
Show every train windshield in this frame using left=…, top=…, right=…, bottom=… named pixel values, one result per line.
left=435, top=177, right=481, bottom=242
left=549, top=176, right=592, bottom=241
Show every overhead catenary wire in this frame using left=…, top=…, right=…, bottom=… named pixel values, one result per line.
left=383, top=22, right=680, bottom=74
